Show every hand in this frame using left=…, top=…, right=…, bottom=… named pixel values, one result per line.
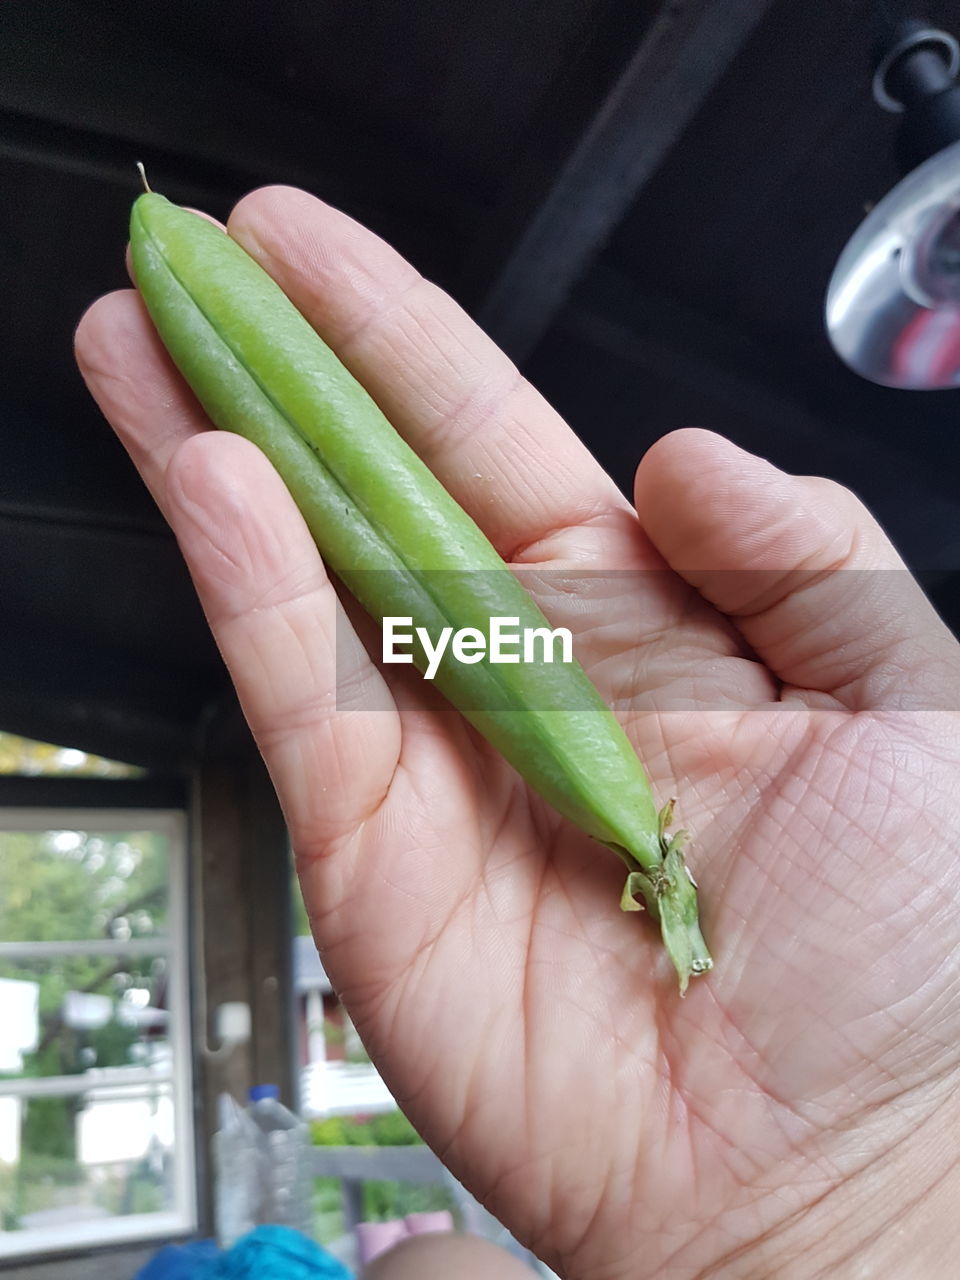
left=75, top=186, right=960, bottom=1279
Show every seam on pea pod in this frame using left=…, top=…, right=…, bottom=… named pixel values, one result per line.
left=135, top=220, right=606, bottom=726
left=137, top=221, right=589, bottom=734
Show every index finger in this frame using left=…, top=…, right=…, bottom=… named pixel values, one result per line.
left=227, top=185, right=631, bottom=562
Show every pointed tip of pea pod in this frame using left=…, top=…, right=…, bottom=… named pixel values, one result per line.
left=130, top=190, right=169, bottom=231
left=613, top=804, right=714, bottom=993
left=617, top=820, right=713, bottom=993
left=136, top=161, right=152, bottom=194
left=657, top=843, right=713, bottom=996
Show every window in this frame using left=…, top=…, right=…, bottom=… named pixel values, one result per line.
left=0, top=809, right=195, bottom=1258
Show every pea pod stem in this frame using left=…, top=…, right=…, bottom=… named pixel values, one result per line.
left=128, top=190, right=713, bottom=991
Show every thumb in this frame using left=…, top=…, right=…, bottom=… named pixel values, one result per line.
left=634, top=429, right=960, bottom=711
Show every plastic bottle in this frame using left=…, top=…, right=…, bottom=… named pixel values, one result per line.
left=246, top=1083, right=312, bottom=1235
left=213, top=1093, right=257, bottom=1248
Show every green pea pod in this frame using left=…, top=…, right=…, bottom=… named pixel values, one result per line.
left=129, top=188, right=712, bottom=991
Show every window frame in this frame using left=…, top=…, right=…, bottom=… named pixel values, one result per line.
left=0, top=806, right=196, bottom=1259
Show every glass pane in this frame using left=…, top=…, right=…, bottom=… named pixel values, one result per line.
left=0, top=829, right=169, bottom=943
left=0, top=956, right=173, bottom=1081
left=0, top=1080, right=176, bottom=1232
left=0, top=732, right=143, bottom=778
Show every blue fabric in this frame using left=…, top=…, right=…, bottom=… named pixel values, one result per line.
left=134, top=1240, right=220, bottom=1279
left=135, top=1229, right=351, bottom=1279
left=216, top=1227, right=352, bottom=1279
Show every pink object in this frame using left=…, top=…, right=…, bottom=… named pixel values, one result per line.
left=356, top=1219, right=408, bottom=1266
left=404, top=1211, right=454, bottom=1235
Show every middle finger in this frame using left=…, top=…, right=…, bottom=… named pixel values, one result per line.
left=227, top=184, right=634, bottom=563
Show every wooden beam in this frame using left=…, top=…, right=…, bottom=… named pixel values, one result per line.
left=0, top=627, right=212, bottom=772
left=0, top=775, right=187, bottom=809
left=7, top=1242, right=167, bottom=1280
left=308, top=1144, right=447, bottom=1183
left=465, top=0, right=778, bottom=363
left=192, top=700, right=295, bottom=1233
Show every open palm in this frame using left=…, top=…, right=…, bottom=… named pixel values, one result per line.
left=76, top=186, right=960, bottom=1279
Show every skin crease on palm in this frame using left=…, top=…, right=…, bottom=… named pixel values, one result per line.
left=74, top=186, right=960, bottom=1280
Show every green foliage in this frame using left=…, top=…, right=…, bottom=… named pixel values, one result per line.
left=309, top=1108, right=422, bottom=1149
left=23, top=1095, right=78, bottom=1161
left=0, top=731, right=142, bottom=778
left=367, top=1110, right=422, bottom=1146
left=0, top=828, right=169, bottom=945
left=321, top=1017, right=346, bottom=1048
left=309, top=1108, right=454, bottom=1241
left=310, top=1176, right=343, bottom=1241
left=0, top=734, right=175, bottom=1235
left=290, top=852, right=312, bottom=937
left=3, top=1148, right=87, bottom=1231
left=0, top=827, right=170, bottom=1091
left=359, top=1179, right=454, bottom=1223
left=1, top=1147, right=163, bottom=1231
left=0, top=1166, right=16, bottom=1231
left=0, top=952, right=160, bottom=1084
left=310, top=1115, right=351, bottom=1147
left=311, top=1172, right=455, bottom=1243
left=88, top=1018, right=140, bottom=1069
left=15, top=1150, right=85, bottom=1185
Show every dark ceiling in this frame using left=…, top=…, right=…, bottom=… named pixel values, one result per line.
left=1, top=0, right=958, bottom=770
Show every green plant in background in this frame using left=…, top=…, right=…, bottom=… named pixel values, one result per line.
left=310, top=1109, right=456, bottom=1239
left=310, top=1115, right=350, bottom=1148
left=321, top=1017, right=346, bottom=1050
left=0, top=828, right=169, bottom=946
left=359, top=1178, right=454, bottom=1224
left=290, top=851, right=311, bottom=937
left=0, top=732, right=143, bottom=778
left=0, top=817, right=171, bottom=1231
left=366, top=1111, right=423, bottom=1147
left=0, top=827, right=168, bottom=1088
left=23, top=1095, right=78, bottom=1163
left=310, top=1109, right=422, bottom=1149
left=0, top=1165, right=16, bottom=1232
